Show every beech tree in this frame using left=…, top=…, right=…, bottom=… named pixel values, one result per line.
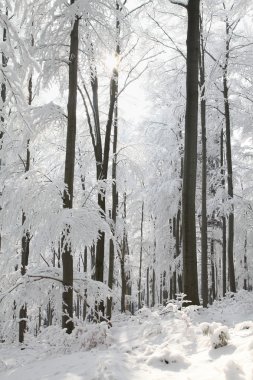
left=170, top=0, right=200, bottom=305
left=1, top=0, right=253, bottom=343
left=199, top=9, right=208, bottom=308
left=61, top=0, right=79, bottom=334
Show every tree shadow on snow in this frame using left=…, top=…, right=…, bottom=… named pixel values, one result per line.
left=224, top=360, right=245, bottom=380
left=208, top=344, right=236, bottom=360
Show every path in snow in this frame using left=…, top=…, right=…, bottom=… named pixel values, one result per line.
left=1, top=291, right=253, bottom=380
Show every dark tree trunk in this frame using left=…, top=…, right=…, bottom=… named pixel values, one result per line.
left=19, top=32, right=33, bottom=343
left=19, top=209, right=30, bottom=343
left=146, top=267, right=150, bottom=307
left=172, top=200, right=182, bottom=299
left=160, top=273, right=163, bottom=305
left=82, top=247, right=88, bottom=320
left=210, top=234, right=216, bottom=302
left=151, top=268, right=156, bottom=307
left=0, top=10, right=7, bottom=253
left=62, top=2, right=79, bottom=334
left=120, top=192, right=130, bottom=313
left=94, top=2, right=119, bottom=306
left=178, top=274, right=183, bottom=294
left=138, top=202, right=144, bottom=309
left=220, top=129, right=227, bottom=297
left=182, top=0, right=200, bottom=305
left=0, top=9, right=7, bottom=137
left=125, top=259, right=132, bottom=313
left=223, top=19, right=236, bottom=292
left=120, top=256, right=126, bottom=313
left=172, top=216, right=178, bottom=299
left=107, top=82, right=118, bottom=319
left=243, top=231, right=248, bottom=290
left=80, top=4, right=120, bottom=318
left=162, top=271, right=168, bottom=305
left=199, top=13, right=208, bottom=308
left=90, top=244, right=96, bottom=280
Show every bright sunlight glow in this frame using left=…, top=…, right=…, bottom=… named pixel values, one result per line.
left=104, top=53, right=120, bottom=71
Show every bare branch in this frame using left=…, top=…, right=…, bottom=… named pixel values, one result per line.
left=78, top=85, right=96, bottom=153
left=40, top=254, right=50, bottom=267
left=147, top=14, right=186, bottom=60
left=125, top=1, right=152, bottom=17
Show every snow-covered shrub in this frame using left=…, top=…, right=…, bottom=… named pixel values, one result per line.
left=200, top=322, right=214, bottom=336
left=38, top=325, right=73, bottom=351
left=236, top=321, right=253, bottom=331
left=146, top=346, right=188, bottom=368
left=37, top=322, right=112, bottom=353
left=160, top=302, right=178, bottom=315
left=211, top=326, right=230, bottom=349
left=135, top=307, right=153, bottom=318
left=142, top=321, right=163, bottom=338
left=200, top=322, right=230, bottom=349
left=75, top=322, right=112, bottom=350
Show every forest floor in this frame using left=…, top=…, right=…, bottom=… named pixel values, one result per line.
left=1, top=290, right=253, bottom=380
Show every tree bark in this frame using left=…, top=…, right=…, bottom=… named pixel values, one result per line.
left=0, top=10, right=7, bottom=253
left=83, top=248, right=88, bottom=320
left=94, top=1, right=119, bottom=294
left=62, top=2, right=79, bottom=334
left=19, top=31, right=33, bottom=344
left=220, top=129, right=227, bottom=297
left=107, top=76, right=119, bottom=319
left=120, top=192, right=130, bottom=313
left=199, top=12, right=208, bottom=308
left=146, top=267, right=150, bottom=307
left=210, top=231, right=216, bottom=302
left=182, top=0, right=200, bottom=305
left=138, top=202, right=144, bottom=309
left=152, top=268, right=156, bottom=307
left=223, top=17, right=236, bottom=293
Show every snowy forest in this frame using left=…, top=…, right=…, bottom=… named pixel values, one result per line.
left=1, top=0, right=253, bottom=379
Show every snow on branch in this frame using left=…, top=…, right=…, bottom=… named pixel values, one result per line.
left=170, top=0, right=188, bottom=9
left=0, top=268, right=114, bottom=304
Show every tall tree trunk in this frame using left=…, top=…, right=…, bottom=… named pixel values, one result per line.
left=223, top=16, right=236, bottom=293
left=220, top=129, right=227, bottom=297
left=19, top=31, right=33, bottom=344
left=146, top=267, right=150, bottom=307
left=0, top=10, right=7, bottom=253
left=91, top=244, right=96, bottom=280
left=199, top=12, right=208, bottom=308
left=82, top=247, right=88, bottom=320
left=138, top=202, right=144, bottom=309
left=243, top=231, right=248, bottom=290
left=182, top=0, right=200, bottom=305
left=210, top=231, right=216, bottom=302
left=62, top=2, right=79, bottom=334
left=120, top=255, right=126, bottom=313
left=107, top=81, right=119, bottom=319
left=152, top=268, right=156, bottom=307
left=151, top=221, right=156, bottom=307
left=119, top=192, right=129, bottom=313
left=81, top=5, right=119, bottom=315
left=94, top=1, right=119, bottom=305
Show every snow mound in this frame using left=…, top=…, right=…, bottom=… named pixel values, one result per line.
left=146, top=344, right=189, bottom=369
left=37, top=322, right=112, bottom=352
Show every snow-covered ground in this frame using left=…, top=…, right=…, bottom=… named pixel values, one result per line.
left=1, top=291, right=253, bottom=380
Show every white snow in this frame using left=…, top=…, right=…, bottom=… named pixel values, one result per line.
left=1, top=290, right=253, bottom=380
